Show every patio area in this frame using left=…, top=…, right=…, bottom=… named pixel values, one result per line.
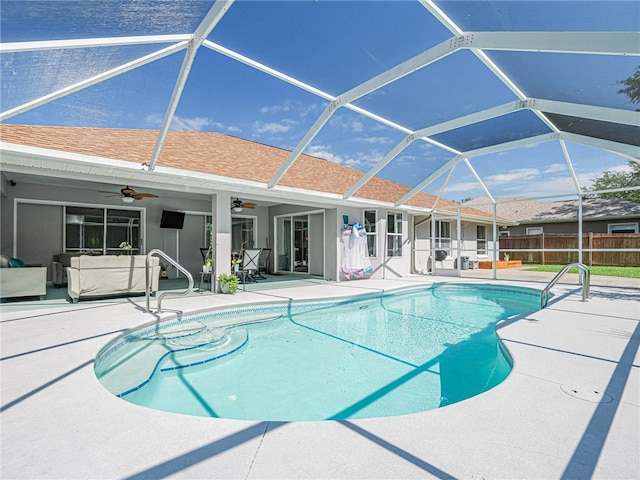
left=1, top=275, right=638, bottom=479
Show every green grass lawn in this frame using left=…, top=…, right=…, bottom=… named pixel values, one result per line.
left=523, top=264, right=640, bottom=278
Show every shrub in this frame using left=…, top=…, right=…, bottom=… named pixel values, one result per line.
left=217, top=273, right=240, bottom=294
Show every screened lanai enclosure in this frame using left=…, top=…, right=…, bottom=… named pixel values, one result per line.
left=1, top=1, right=639, bottom=283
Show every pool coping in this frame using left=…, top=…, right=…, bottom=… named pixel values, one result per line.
left=1, top=276, right=638, bottom=479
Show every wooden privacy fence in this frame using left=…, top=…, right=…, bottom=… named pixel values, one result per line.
left=500, top=233, right=640, bottom=266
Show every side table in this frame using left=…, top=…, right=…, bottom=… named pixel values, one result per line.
left=198, top=271, right=214, bottom=293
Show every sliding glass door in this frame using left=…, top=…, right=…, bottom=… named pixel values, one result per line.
left=275, top=212, right=323, bottom=276
left=276, top=216, right=292, bottom=271
left=293, top=216, right=308, bottom=273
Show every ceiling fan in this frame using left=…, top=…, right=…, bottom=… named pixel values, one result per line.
left=231, top=198, right=256, bottom=212
left=101, top=186, right=159, bottom=203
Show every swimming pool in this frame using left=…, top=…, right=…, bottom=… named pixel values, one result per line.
left=95, top=283, right=541, bottom=421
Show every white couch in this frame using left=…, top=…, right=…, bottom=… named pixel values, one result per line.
left=0, top=267, right=47, bottom=300
left=67, top=255, right=160, bottom=303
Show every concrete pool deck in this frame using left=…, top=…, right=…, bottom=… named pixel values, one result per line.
left=1, top=276, right=638, bottom=479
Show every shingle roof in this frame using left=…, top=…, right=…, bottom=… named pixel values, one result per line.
left=465, top=196, right=640, bottom=223
left=0, top=124, right=497, bottom=220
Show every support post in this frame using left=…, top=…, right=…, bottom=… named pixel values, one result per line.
left=431, top=214, right=436, bottom=275
left=492, top=203, right=498, bottom=280
left=212, top=193, right=232, bottom=284
left=456, top=209, right=461, bottom=275
left=578, top=196, right=583, bottom=265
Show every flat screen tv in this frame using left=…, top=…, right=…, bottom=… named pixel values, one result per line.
left=160, top=210, right=185, bottom=229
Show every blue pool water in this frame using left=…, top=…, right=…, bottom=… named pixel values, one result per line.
left=95, top=284, right=541, bottom=421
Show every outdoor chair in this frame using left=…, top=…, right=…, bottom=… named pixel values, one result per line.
left=257, top=248, right=271, bottom=279
left=240, top=248, right=262, bottom=283
left=200, top=247, right=211, bottom=263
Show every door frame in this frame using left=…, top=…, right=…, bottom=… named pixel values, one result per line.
left=273, top=209, right=324, bottom=277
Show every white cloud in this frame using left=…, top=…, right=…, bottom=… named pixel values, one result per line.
left=443, top=181, right=484, bottom=193
left=259, top=103, right=291, bottom=114
left=394, top=154, right=417, bottom=167
left=145, top=114, right=242, bottom=133
left=358, top=136, right=392, bottom=144
left=499, top=176, right=577, bottom=198
left=306, top=144, right=345, bottom=164
left=544, top=163, right=567, bottom=174
left=259, top=101, right=320, bottom=118
left=329, top=115, right=364, bottom=133
left=306, top=144, right=381, bottom=170
left=210, top=121, right=241, bottom=133
left=605, top=163, right=633, bottom=174
left=253, top=120, right=295, bottom=135
left=344, top=151, right=383, bottom=170
left=145, top=114, right=162, bottom=126
left=484, top=168, right=540, bottom=184
left=170, top=116, right=210, bottom=131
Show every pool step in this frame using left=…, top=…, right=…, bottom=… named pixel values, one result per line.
left=99, top=327, right=248, bottom=397
left=160, top=328, right=249, bottom=373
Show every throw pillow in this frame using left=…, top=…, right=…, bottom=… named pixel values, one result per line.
left=8, top=258, right=26, bottom=268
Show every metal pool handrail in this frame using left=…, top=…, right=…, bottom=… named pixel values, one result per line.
left=146, top=249, right=194, bottom=314
left=540, top=262, right=590, bottom=309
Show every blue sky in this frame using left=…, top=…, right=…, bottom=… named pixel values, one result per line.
left=1, top=1, right=638, bottom=202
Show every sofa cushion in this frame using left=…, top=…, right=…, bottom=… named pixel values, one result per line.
left=71, top=255, right=158, bottom=269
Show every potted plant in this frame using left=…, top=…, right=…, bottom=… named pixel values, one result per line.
left=503, top=253, right=510, bottom=261
left=218, top=273, right=239, bottom=294
left=119, top=241, right=132, bottom=255
left=231, top=258, right=242, bottom=272
left=203, top=258, right=213, bottom=273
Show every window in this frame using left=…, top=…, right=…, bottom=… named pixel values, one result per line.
left=608, top=223, right=638, bottom=234
left=64, top=207, right=140, bottom=254
left=476, top=225, right=487, bottom=255
left=387, top=212, right=403, bottom=256
left=65, top=207, right=103, bottom=253
left=499, top=230, right=510, bottom=237
left=231, top=216, right=256, bottom=253
left=364, top=210, right=377, bottom=257
left=434, top=220, right=451, bottom=250
left=65, top=206, right=140, bottom=254
left=106, top=210, right=140, bottom=254
left=526, top=227, right=543, bottom=235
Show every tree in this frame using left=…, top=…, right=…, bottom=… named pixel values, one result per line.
left=589, top=161, right=640, bottom=203
left=617, top=66, right=640, bottom=110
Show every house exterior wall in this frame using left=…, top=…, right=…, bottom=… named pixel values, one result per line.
left=414, top=216, right=498, bottom=273
left=505, top=218, right=640, bottom=235
left=0, top=180, right=270, bottom=281
left=335, top=207, right=413, bottom=280
left=2, top=177, right=505, bottom=287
